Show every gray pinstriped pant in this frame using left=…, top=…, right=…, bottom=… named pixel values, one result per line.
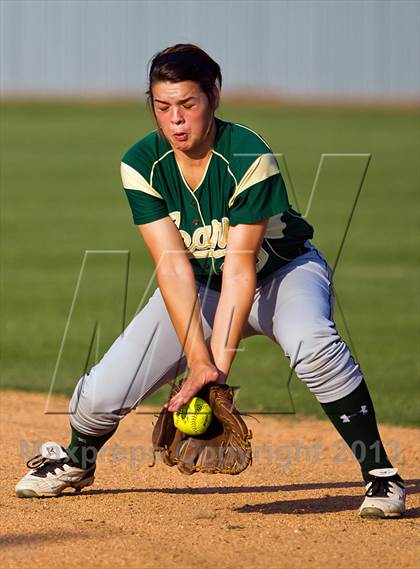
left=69, top=248, right=363, bottom=436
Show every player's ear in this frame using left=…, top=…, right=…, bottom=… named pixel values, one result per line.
left=147, top=92, right=165, bottom=138
left=212, top=86, right=220, bottom=111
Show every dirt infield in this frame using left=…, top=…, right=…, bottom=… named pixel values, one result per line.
left=1, top=391, right=419, bottom=569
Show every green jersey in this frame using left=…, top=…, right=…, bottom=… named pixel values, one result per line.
left=121, top=118, right=313, bottom=290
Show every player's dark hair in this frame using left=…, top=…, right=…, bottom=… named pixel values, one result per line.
left=147, top=44, right=222, bottom=110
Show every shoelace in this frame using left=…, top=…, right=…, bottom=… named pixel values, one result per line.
left=366, top=475, right=404, bottom=498
left=26, top=454, right=68, bottom=472
left=366, top=477, right=392, bottom=497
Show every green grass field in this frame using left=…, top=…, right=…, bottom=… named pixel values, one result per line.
left=1, top=101, right=419, bottom=426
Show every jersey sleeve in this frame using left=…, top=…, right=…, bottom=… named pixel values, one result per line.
left=228, top=153, right=290, bottom=225
left=121, top=138, right=169, bottom=225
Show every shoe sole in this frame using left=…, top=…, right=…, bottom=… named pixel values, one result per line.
left=16, top=476, right=94, bottom=498
left=360, top=507, right=403, bottom=519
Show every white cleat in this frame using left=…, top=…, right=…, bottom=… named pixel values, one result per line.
left=359, top=468, right=406, bottom=518
left=15, top=441, right=95, bottom=498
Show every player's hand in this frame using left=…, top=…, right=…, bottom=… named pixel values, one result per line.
left=166, top=362, right=221, bottom=412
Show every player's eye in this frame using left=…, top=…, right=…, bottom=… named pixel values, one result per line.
left=183, top=104, right=194, bottom=109
left=156, top=105, right=169, bottom=112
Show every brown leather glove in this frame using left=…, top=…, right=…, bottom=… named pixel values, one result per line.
left=150, top=382, right=252, bottom=475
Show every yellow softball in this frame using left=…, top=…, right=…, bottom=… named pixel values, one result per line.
left=173, top=396, right=212, bottom=436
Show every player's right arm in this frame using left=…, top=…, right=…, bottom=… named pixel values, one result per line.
left=121, top=139, right=218, bottom=398
left=138, top=217, right=219, bottom=386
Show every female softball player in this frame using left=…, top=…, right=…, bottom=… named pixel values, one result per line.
left=16, top=44, right=405, bottom=518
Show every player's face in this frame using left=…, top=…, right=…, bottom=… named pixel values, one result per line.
left=151, top=81, right=216, bottom=155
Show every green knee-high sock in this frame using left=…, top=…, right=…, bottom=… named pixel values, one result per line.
left=67, top=425, right=117, bottom=469
left=320, top=380, right=393, bottom=482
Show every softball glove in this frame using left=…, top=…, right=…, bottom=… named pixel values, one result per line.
left=150, top=382, right=252, bottom=475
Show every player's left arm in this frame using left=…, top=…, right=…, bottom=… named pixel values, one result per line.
left=210, top=219, right=268, bottom=379
left=167, top=220, right=267, bottom=412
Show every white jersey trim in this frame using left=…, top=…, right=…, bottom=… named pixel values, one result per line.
left=120, top=162, right=164, bottom=200
left=150, top=149, right=174, bottom=187
left=228, top=154, right=279, bottom=208
left=211, top=149, right=239, bottom=190
left=234, top=123, right=271, bottom=149
left=175, top=153, right=213, bottom=193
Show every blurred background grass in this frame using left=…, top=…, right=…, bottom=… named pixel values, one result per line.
left=1, top=100, right=419, bottom=426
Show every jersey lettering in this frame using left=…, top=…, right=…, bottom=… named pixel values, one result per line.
left=265, top=213, right=286, bottom=239
left=256, top=247, right=269, bottom=272
left=193, top=226, right=212, bottom=250
left=169, top=211, right=230, bottom=259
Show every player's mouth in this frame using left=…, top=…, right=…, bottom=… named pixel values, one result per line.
left=173, top=132, right=188, bottom=142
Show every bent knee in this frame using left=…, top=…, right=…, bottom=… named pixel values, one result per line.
left=275, top=321, right=363, bottom=400
left=275, top=317, right=339, bottom=366
left=69, top=376, right=133, bottom=435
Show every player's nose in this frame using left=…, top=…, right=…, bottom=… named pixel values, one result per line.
left=170, top=106, right=184, bottom=124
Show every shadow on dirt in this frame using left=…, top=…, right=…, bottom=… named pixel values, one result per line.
left=74, top=480, right=365, bottom=497
left=233, top=496, right=420, bottom=521
left=65, top=477, right=419, bottom=498
left=235, top=494, right=362, bottom=514
left=0, top=530, right=91, bottom=548
left=234, top=499, right=420, bottom=517
left=17, top=480, right=420, bottom=517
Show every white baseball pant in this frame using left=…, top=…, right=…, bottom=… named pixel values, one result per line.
left=69, top=247, right=363, bottom=435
